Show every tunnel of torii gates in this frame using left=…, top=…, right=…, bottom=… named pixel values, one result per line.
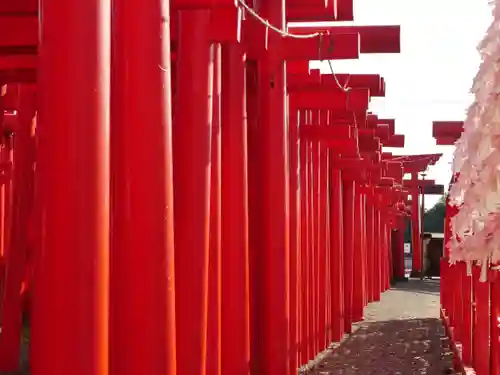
left=0, top=0, right=452, bottom=374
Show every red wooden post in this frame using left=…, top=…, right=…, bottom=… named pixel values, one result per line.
left=491, top=274, right=500, bottom=375
left=461, top=264, right=473, bottom=365
left=343, top=180, right=355, bottom=332
left=352, top=184, right=364, bottom=322
left=299, top=112, right=311, bottom=363
left=109, top=0, right=176, bottom=373
left=256, top=1, right=290, bottom=372
left=366, top=196, right=375, bottom=302
left=221, top=43, right=251, bottom=375
left=310, top=111, right=319, bottom=356
left=374, top=208, right=382, bottom=299
left=247, top=59, right=264, bottom=374
left=174, top=9, right=214, bottom=375
left=318, top=111, right=328, bottom=349
left=0, top=85, right=36, bottom=372
left=0, top=87, right=5, bottom=268
left=411, top=172, right=422, bottom=276
left=361, top=193, right=368, bottom=306
left=472, top=266, right=491, bottom=375
left=207, top=43, right=222, bottom=375
left=308, top=134, right=315, bottom=358
left=329, top=167, right=344, bottom=341
left=288, top=102, right=300, bottom=371
left=395, top=215, right=406, bottom=280
left=32, top=0, right=110, bottom=372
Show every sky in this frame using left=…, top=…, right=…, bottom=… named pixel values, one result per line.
left=308, top=0, right=493, bottom=208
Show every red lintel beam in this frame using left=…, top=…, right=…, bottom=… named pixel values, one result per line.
left=282, top=32, right=359, bottom=61
left=287, top=0, right=328, bottom=10
left=367, top=114, right=378, bottom=128
left=0, top=70, right=36, bottom=84
left=358, top=134, right=380, bottom=153
left=299, top=124, right=352, bottom=140
left=435, top=137, right=458, bottom=145
left=0, top=15, right=37, bottom=48
left=378, top=118, right=395, bottom=134
left=379, top=177, right=394, bottom=187
left=375, top=124, right=390, bottom=141
left=323, top=73, right=385, bottom=97
left=286, top=0, right=352, bottom=22
left=336, top=0, right=354, bottom=21
left=331, top=157, right=371, bottom=169
left=432, top=120, right=463, bottom=139
left=382, top=134, right=405, bottom=148
left=170, top=0, right=236, bottom=8
left=0, top=0, right=37, bottom=13
left=286, top=6, right=335, bottom=22
left=403, top=179, right=436, bottom=187
left=288, top=25, right=401, bottom=54
left=0, top=55, right=36, bottom=71
left=291, top=89, right=369, bottom=111
left=385, top=161, right=404, bottom=180
left=287, top=71, right=321, bottom=90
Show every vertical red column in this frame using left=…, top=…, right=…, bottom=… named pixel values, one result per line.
left=366, top=196, right=375, bottom=302
left=110, top=0, right=176, bottom=373
left=318, top=112, right=328, bottom=350
left=330, top=167, right=344, bottom=341
left=174, top=9, right=214, bottom=375
left=247, top=60, right=264, bottom=375
left=461, top=264, right=473, bottom=365
left=361, top=193, right=368, bottom=306
left=373, top=208, right=381, bottom=300
left=288, top=103, right=300, bottom=371
left=343, top=180, right=355, bottom=333
left=384, top=222, right=391, bottom=290
left=473, top=266, right=491, bottom=375
left=491, top=275, right=500, bottom=375
left=0, top=86, right=36, bottom=372
left=352, top=184, right=364, bottom=322
left=207, top=44, right=222, bottom=375
left=255, top=0, right=290, bottom=370
left=0, top=87, right=5, bottom=271
left=411, top=172, right=422, bottom=276
left=221, top=44, right=250, bottom=375
left=310, top=111, right=319, bottom=356
left=299, top=113, right=310, bottom=364
left=395, top=216, right=406, bottom=280
left=33, top=0, right=110, bottom=373
left=307, top=135, right=314, bottom=358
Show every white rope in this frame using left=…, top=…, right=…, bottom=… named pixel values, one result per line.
left=238, top=0, right=321, bottom=39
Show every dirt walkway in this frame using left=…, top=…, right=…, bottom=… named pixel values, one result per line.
left=306, top=279, right=456, bottom=375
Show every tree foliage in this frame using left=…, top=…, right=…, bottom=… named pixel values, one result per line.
left=403, top=195, right=446, bottom=242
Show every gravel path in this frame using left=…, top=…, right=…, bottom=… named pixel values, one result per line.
left=306, top=279, right=456, bottom=375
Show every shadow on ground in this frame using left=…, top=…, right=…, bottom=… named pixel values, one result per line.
left=309, top=318, right=455, bottom=375
left=391, top=278, right=440, bottom=296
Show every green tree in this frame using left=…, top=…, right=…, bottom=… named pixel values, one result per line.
left=403, top=195, right=446, bottom=242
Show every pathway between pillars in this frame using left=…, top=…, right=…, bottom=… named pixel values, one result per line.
left=304, top=279, right=456, bottom=375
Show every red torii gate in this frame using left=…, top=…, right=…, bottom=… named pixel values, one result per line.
left=382, top=153, right=443, bottom=277
left=0, top=1, right=447, bottom=375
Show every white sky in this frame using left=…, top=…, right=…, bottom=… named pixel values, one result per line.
left=308, top=0, right=493, bottom=208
